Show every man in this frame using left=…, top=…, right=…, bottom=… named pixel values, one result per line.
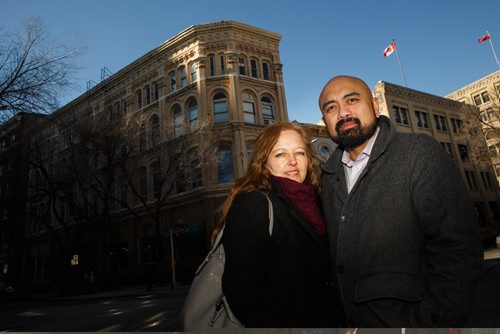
left=318, top=75, right=483, bottom=328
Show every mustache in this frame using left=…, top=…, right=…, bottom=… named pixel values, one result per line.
left=335, top=117, right=361, bottom=132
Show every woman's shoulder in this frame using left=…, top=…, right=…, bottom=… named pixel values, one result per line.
left=232, top=190, right=269, bottom=208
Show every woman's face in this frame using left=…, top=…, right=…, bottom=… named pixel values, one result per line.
left=265, top=129, right=308, bottom=183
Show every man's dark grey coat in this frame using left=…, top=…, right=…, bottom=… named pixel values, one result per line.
left=321, top=115, right=483, bottom=327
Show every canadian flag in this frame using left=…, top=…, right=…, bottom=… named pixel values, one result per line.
left=383, top=40, right=396, bottom=57
left=478, top=32, right=491, bottom=44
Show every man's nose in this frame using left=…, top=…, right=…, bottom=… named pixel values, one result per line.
left=338, top=105, right=351, bottom=119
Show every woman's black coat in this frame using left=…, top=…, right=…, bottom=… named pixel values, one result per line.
left=221, top=179, right=345, bottom=328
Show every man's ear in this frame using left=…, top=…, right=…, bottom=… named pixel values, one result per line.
left=373, top=97, right=380, bottom=117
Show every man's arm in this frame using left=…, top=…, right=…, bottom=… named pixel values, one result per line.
left=408, top=134, right=483, bottom=326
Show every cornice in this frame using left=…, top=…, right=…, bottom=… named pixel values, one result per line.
left=380, top=82, right=465, bottom=111
left=446, top=71, right=500, bottom=99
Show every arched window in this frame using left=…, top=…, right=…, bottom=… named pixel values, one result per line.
left=139, top=125, right=147, bottom=152
left=136, top=90, right=142, bottom=109
left=144, top=85, right=151, bottom=105
left=242, top=91, right=256, bottom=124
left=239, top=56, right=247, bottom=75
left=213, top=92, right=229, bottom=124
left=169, top=70, right=176, bottom=92
left=217, top=143, right=234, bottom=183
left=219, top=54, right=226, bottom=75
left=179, top=66, right=187, bottom=88
left=150, top=161, right=161, bottom=199
left=138, top=167, right=148, bottom=201
left=150, top=115, right=160, bottom=146
left=262, top=62, right=271, bottom=80
left=208, top=54, right=215, bottom=76
left=250, top=58, right=259, bottom=78
left=172, top=105, right=183, bottom=138
left=187, top=98, right=198, bottom=131
left=261, top=96, right=275, bottom=125
left=152, top=81, right=159, bottom=101
left=190, top=63, right=197, bottom=83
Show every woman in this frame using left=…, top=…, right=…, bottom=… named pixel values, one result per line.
left=217, top=121, right=345, bottom=328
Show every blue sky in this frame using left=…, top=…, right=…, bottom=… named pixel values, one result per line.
left=2, top=0, right=500, bottom=124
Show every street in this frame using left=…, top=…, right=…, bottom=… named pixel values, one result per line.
left=0, top=286, right=187, bottom=332
left=0, top=258, right=499, bottom=331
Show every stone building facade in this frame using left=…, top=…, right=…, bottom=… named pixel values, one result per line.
left=446, top=70, right=500, bottom=185
left=23, top=21, right=294, bottom=292
left=374, top=81, right=500, bottom=228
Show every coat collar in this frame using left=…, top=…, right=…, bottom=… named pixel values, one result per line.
left=269, top=177, right=328, bottom=251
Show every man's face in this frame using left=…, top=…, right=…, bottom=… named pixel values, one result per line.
left=319, top=76, right=379, bottom=149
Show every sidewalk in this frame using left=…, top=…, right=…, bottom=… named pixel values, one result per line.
left=484, top=247, right=500, bottom=260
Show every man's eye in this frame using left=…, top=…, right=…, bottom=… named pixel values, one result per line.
left=325, top=105, right=336, bottom=113
left=347, top=98, right=359, bottom=104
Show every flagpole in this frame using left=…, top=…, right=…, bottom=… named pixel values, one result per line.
left=487, top=33, right=500, bottom=69
left=393, top=42, right=408, bottom=87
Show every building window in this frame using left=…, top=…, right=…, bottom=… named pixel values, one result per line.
left=262, top=97, right=275, bottom=125
left=139, top=167, right=147, bottom=201
left=440, top=142, right=455, bottom=159
left=173, top=105, right=183, bottom=138
left=474, top=91, right=491, bottom=105
left=144, top=85, right=151, bottom=105
left=190, top=63, right=197, bottom=83
left=239, top=57, right=246, bottom=75
left=208, top=55, right=215, bottom=76
left=465, top=170, right=478, bottom=190
left=119, top=183, right=128, bottom=208
left=139, top=125, right=147, bottom=152
left=121, top=99, right=128, bottom=116
left=434, top=115, right=448, bottom=132
left=473, top=94, right=482, bottom=106
left=217, top=144, right=234, bottom=183
left=176, top=168, right=186, bottom=194
left=191, top=157, right=202, bottom=189
left=262, top=62, right=270, bottom=80
left=415, top=110, right=430, bottom=128
left=169, top=71, right=176, bottom=92
left=220, top=55, right=226, bottom=75
left=153, top=82, right=159, bottom=101
left=250, top=59, right=258, bottom=78
left=243, top=101, right=256, bottom=123
left=150, top=162, right=161, bottom=199
left=136, top=90, right=142, bottom=109
left=481, top=171, right=493, bottom=190
left=187, top=98, right=198, bottom=131
left=482, top=91, right=490, bottom=103
left=213, top=92, right=229, bottom=124
left=179, top=66, right=187, bottom=87
left=457, top=144, right=469, bottom=161
left=450, top=118, right=464, bottom=134
left=150, top=115, right=160, bottom=146
left=392, top=105, right=409, bottom=125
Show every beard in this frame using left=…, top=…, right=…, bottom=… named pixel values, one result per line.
left=332, top=116, right=378, bottom=149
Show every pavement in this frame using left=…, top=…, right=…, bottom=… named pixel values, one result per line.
left=484, top=246, right=500, bottom=260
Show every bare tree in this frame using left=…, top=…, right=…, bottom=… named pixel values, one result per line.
left=0, top=17, right=81, bottom=124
